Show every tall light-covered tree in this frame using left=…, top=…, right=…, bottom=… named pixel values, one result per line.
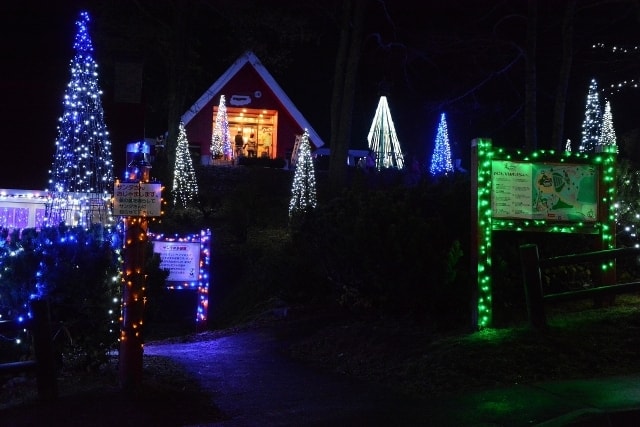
left=600, top=100, right=618, bottom=153
left=429, top=113, right=454, bottom=176
left=367, top=96, right=405, bottom=170
left=172, top=121, right=198, bottom=208
left=579, top=78, right=602, bottom=153
left=48, top=11, right=114, bottom=194
left=289, top=129, right=317, bottom=219
left=211, top=95, right=232, bottom=159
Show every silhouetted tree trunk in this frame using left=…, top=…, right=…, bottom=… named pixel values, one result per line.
left=328, top=0, right=366, bottom=194
left=524, top=0, right=537, bottom=151
left=551, top=0, right=576, bottom=151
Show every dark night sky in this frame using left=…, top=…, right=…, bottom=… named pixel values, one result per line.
left=1, top=2, right=81, bottom=190
left=2, top=1, right=640, bottom=190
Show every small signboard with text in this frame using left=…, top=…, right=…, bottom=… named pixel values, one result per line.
left=113, top=182, right=162, bottom=217
left=150, top=230, right=212, bottom=328
left=153, top=241, right=201, bottom=282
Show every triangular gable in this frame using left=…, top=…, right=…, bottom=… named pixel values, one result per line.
left=182, top=51, right=324, bottom=148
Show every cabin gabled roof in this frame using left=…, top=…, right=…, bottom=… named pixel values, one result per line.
left=181, top=50, right=325, bottom=148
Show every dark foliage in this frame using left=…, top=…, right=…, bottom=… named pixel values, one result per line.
left=288, top=171, right=472, bottom=330
left=0, top=224, right=170, bottom=371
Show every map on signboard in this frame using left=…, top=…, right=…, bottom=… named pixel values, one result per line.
left=491, top=160, right=598, bottom=222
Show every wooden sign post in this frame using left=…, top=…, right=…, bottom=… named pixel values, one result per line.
left=116, top=143, right=161, bottom=389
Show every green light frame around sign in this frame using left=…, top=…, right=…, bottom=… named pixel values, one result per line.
left=475, top=138, right=617, bottom=329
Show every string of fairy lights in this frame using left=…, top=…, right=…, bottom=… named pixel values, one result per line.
left=593, top=43, right=640, bottom=94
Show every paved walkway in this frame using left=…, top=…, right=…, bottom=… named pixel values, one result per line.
left=144, top=329, right=433, bottom=426
left=144, top=328, right=640, bottom=427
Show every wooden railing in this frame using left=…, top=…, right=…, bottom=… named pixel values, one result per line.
left=0, top=299, right=57, bottom=401
left=519, top=244, right=640, bottom=331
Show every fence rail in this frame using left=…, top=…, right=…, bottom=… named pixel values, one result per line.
left=0, top=299, right=57, bottom=401
left=519, top=244, right=640, bottom=331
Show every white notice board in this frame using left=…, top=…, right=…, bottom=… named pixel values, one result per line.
left=153, top=241, right=201, bottom=282
left=113, top=182, right=162, bottom=217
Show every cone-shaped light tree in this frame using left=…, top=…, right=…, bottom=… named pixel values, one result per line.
left=367, top=96, right=405, bottom=170
left=172, top=121, right=199, bottom=208
left=579, top=78, right=602, bottom=153
left=288, top=129, right=317, bottom=219
left=600, top=100, right=618, bottom=153
left=48, top=11, right=113, bottom=195
left=211, top=95, right=232, bottom=159
left=429, top=113, right=454, bottom=176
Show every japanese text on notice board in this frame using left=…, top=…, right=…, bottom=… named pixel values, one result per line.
left=153, top=241, right=200, bottom=282
left=113, top=182, right=162, bottom=217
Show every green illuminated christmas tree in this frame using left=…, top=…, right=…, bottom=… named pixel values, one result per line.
left=48, top=11, right=113, bottom=195
left=172, top=121, right=199, bottom=208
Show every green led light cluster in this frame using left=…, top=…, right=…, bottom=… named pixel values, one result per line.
left=474, top=138, right=617, bottom=329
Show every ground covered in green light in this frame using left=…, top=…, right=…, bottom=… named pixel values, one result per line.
left=285, top=294, right=640, bottom=398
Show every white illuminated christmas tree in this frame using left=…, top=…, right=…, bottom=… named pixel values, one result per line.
left=211, top=95, right=232, bottom=159
left=288, top=129, right=317, bottom=219
left=565, top=139, right=572, bottom=152
left=579, top=78, right=602, bottom=153
left=48, top=11, right=114, bottom=194
left=173, top=121, right=199, bottom=208
left=600, top=100, right=618, bottom=153
left=367, top=96, right=405, bottom=170
left=429, top=113, right=454, bottom=176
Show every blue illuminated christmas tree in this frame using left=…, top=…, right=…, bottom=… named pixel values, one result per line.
left=48, top=11, right=114, bottom=195
left=429, top=113, right=454, bottom=176
left=173, top=121, right=199, bottom=208
left=289, top=129, right=317, bottom=219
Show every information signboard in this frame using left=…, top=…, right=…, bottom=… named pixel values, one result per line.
left=153, top=241, right=201, bottom=282
left=491, top=160, right=598, bottom=222
left=113, top=182, right=162, bottom=217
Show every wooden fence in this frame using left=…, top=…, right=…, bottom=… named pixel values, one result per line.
left=519, top=244, right=640, bottom=331
left=0, top=298, right=57, bottom=401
